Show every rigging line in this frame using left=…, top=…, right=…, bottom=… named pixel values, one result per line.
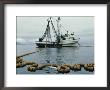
left=50, top=17, right=58, bottom=35
left=60, top=24, right=69, bottom=32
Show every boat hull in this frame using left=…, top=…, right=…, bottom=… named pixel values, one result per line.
left=36, top=43, right=62, bottom=48
left=36, top=42, right=78, bottom=48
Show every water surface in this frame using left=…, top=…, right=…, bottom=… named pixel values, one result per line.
left=16, top=44, right=94, bottom=74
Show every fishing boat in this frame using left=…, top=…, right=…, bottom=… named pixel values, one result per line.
left=35, top=17, right=80, bottom=48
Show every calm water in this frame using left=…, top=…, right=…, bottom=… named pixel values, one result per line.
left=16, top=43, right=94, bottom=74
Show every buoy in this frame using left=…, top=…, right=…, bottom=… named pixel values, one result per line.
left=51, top=64, right=58, bottom=67
left=37, top=64, right=48, bottom=70
left=16, top=63, right=21, bottom=68
left=57, top=65, right=70, bottom=73
left=84, top=64, right=94, bottom=72
left=27, top=66, right=37, bottom=72
left=80, top=64, right=84, bottom=67
left=25, top=62, right=36, bottom=65
left=31, top=64, right=38, bottom=67
left=16, top=57, right=95, bottom=73
left=16, top=62, right=26, bottom=68
left=63, top=64, right=71, bottom=68
left=71, top=64, right=81, bottom=71
left=16, top=57, right=23, bottom=63
left=87, top=67, right=94, bottom=72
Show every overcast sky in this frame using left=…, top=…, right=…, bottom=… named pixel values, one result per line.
left=17, top=16, right=94, bottom=39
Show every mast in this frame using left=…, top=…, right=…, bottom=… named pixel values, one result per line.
left=39, top=17, right=52, bottom=43
left=56, top=17, right=61, bottom=44
left=45, top=18, right=52, bottom=47
left=46, top=18, right=51, bottom=42
left=39, top=17, right=61, bottom=45
left=57, top=17, right=61, bottom=36
left=50, top=17, right=58, bottom=38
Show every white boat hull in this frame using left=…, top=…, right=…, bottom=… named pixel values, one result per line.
left=35, top=40, right=78, bottom=47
